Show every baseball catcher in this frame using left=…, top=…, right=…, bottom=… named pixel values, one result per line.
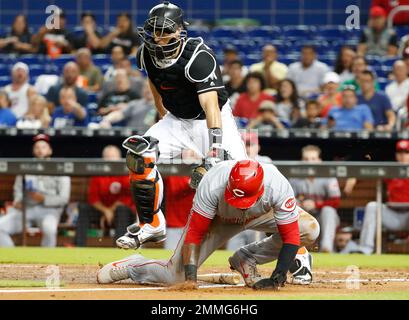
left=99, top=160, right=320, bottom=289
left=117, top=1, right=247, bottom=250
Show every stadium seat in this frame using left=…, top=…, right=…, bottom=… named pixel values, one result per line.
left=247, top=26, right=281, bottom=40
left=0, top=76, right=11, bottom=87
left=282, top=25, right=316, bottom=41
left=93, top=54, right=111, bottom=66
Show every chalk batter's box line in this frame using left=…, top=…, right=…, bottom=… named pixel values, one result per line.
left=0, top=278, right=409, bottom=294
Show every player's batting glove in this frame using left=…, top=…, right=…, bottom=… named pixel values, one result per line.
left=253, top=270, right=287, bottom=290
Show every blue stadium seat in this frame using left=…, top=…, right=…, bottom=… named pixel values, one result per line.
left=93, top=54, right=111, bottom=66
left=18, top=54, right=44, bottom=65
left=0, top=76, right=11, bottom=87
left=212, top=27, right=240, bottom=39
left=282, top=26, right=316, bottom=41
left=53, top=55, right=75, bottom=68
left=247, top=26, right=281, bottom=40
left=87, top=93, right=98, bottom=104
left=28, top=65, right=47, bottom=77
left=381, top=57, right=399, bottom=68
left=316, top=26, right=347, bottom=40
left=377, top=78, right=389, bottom=91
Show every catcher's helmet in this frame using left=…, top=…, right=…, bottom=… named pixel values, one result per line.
left=138, top=1, right=188, bottom=63
left=224, top=160, right=264, bottom=210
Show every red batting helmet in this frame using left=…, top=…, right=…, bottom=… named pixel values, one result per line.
left=224, top=160, right=264, bottom=209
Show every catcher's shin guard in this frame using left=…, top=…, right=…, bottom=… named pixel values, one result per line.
left=118, top=135, right=166, bottom=249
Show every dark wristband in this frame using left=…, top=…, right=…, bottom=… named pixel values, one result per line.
left=274, top=243, right=299, bottom=275
left=184, top=264, right=198, bottom=281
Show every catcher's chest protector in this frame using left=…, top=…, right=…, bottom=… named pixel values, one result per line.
left=138, top=37, right=228, bottom=120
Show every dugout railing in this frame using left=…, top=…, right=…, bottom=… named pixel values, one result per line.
left=1, top=159, right=409, bottom=253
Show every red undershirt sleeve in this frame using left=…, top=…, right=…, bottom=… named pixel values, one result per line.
left=277, top=220, right=300, bottom=246
left=184, top=210, right=213, bottom=245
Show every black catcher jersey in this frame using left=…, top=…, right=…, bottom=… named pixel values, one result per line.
left=136, top=37, right=228, bottom=120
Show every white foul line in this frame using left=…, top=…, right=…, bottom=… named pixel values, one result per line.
left=0, top=283, right=243, bottom=294
left=0, top=278, right=409, bottom=294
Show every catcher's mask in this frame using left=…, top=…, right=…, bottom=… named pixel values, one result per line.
left=138, top=2, right=188, bottom=66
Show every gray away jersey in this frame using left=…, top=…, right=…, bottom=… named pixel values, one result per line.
left=192, top=161, right=298, bottom=226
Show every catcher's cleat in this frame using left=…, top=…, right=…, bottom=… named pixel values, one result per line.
left=97, top=256, right=142, bottom=284
left=228, top=252, right=262, bottom=287
left=116, top=211, right=166, bottom=250
left=287, top=249, right=313, bottom=285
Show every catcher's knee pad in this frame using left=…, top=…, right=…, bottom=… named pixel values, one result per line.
left=123, top=135, right=159, bottom=174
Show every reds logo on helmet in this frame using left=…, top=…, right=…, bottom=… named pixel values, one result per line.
left=232, top=189, right=245, bottom=198
left=280, top=197, right=296, bottom=212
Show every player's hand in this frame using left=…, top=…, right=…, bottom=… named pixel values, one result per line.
left=28, top=192, right=45, bottom=204
left=102, top=208, right=115, bottom=227
left=13, top=201, right=22, bottom=210
left=253, top=271, right=286, bottom=290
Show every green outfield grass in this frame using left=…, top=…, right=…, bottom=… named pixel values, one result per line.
left=0, top=280, right=65, bottom=288
left=0, top=247, right=409, bottom=269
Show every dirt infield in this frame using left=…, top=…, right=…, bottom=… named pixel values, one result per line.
left=0, top=264, right=408, bottom=300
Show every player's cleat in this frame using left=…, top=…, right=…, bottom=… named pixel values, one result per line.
left=288, top=249, right=313, bottom=285
left=116, top=211, right=167, bottom=250
left=228, top=252, right=262, bottom=287
left=97, top=256, right=142, bottom=284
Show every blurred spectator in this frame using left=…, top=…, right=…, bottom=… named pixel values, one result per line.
left=31, top=10, right=72, bottom=58
left=357, top=70, right=396, bottom=131
left=100, top=81, right=155, bottom=129
left=290, top=145, right=341, bottom=253
left=341, top=55, right=380, bottom=92
left=75, top=145, right=135, bottom=247
left=221, top=45, right=241, bottom=81
left=0, top=15, right=34, bottom=54
left=98, top=69, right=139, bottom=116
left=225, top=132, right=271, bottom=251
left=4, top=62, right=36, bottom=118
left=70, top=12, right=102, bottom=53
left=0, top=134, right=70, bottom=247
left=101, top=59, right=144, bottom=98
left=287, top=45, right=330, bottom=98
left=357, top=6, right=398, bottom=57
left=293, top=100, right=322, bottom=129
left=232, top=72, right=273, bottom=120
left=403, top=47, right=409, bottom=75
left=357, top=140, right=409, bottom=255
left=99, top=13, right=140, bottom=55
left=274, top=79, right=304, bottom=124
left=371, top=0, right=409, bottom=25
left=247, top=100, right=284, bottom=130
left=51, top=87, right=88, bottom=128
left=75, top=48, right=103, bottom=92
left=224, top=60, right=246, bottom=100
left=45, top=62, right=89, bottom=111
left=327, top=86, right=374, bottom=131
left=249, top=44, right=288, bottom=91
left=118, top=57, right=142, bottom=79
left=16, top=95, right=51, bottom=129
left=241, top=131, right=273, bottom=164
left=0, top=90, right=16, bottom=127
left=385, top=60, right=409, bottom=112
left=104, top=46, right=126, bottom=81
left=318, top=72, right=342, bottom=117
left=334, top=46, right=356, bottom=83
